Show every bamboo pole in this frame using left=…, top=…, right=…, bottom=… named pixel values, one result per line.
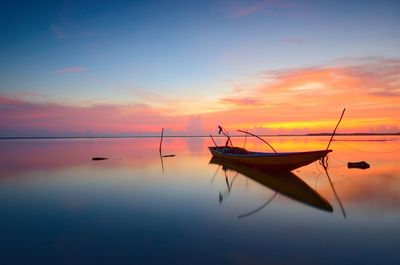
left=218, top=126, right=233, bottom=146
left=209, top=134, right=218, bottom=147
left=242, top=130, right=248, bottom=148
left=237, top=130, right=277, bottom=153
left=326, top=108, right=346, bottom=150
left=159, top=128, right=164, bottom=155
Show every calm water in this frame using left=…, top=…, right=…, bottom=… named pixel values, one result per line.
left=0, top=136, right=399, bottom=265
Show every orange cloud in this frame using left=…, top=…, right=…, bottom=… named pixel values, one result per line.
left=215, top=57, right=400, bottom=133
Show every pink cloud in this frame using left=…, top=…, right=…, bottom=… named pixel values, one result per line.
left=56, top=67, right=88, bottom=73
left=0, top=94, right=194, bottom=137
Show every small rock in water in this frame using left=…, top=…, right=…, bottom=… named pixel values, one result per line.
left=347, top=161, right=370, bottom=169
left=92, top=157, right=108, bottom=161
left=162, top=154, right=176, bottom=157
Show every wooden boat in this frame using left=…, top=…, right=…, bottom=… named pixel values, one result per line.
left=210, top=156, right=333, bottom=212
left=209, top=146, right=331, bottom=171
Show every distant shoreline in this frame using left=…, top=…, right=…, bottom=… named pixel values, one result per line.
left=0, top=132, right=399, bottom=140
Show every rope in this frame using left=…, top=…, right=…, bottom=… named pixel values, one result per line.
left=335, top=141, right=400, bottom=153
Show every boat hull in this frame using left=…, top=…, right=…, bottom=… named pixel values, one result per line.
left=208, top=146, right=331, bottom=171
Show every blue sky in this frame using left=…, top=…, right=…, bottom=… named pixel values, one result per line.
left=0, top=0, right=399, bottom=136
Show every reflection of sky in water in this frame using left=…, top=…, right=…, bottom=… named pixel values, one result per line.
left=0, top=136, right=399, bottom=264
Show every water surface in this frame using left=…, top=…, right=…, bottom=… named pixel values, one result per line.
left=0, top=136, right=399, bottom=265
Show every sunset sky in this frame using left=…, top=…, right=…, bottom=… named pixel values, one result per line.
left=1, top=0, right=399, bottom=136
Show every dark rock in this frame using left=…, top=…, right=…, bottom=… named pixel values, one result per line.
left=92, top=157, right=108, bottom=161
left=162, top=154, right=176, bottom=157
left=347, top=161, right=370, bottom=169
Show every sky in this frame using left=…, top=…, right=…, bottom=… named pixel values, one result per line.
left=0, top=0, right=399, bottom=136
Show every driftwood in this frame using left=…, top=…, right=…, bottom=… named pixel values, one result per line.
left=347, top=161, right=370, bottom=169
left=159, top=127, right=175, bottom=160
left=92, top=157, right=108, bottom=161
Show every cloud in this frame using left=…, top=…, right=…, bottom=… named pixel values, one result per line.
left=56, top=67, right=88, bottom=73
left=1, top=57, right=399, bottom=136
left=79, top=31, right=95, bottom=37
left=219, top=97, right=264, bottom=106
left=228, top=0, right=294, bottom=18
left=282, top=38, right=306, bottom=44
left=186, top=116, right=205, bottom=135
left=50, top=24, right=95, bottom=39
left=211, top=57, right=400, bottom=133
left=0, top=94, right=191, bottom=137
left=50, top=25, right=66, bottom=39
left=256, top=57, right=400, bottom=105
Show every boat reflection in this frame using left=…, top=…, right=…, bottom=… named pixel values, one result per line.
left=209, top=157, right=333, bottom=214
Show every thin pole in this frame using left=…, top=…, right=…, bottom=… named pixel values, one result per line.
left=326, top=108, right=346, bottom=150
left=209, top=134, right=218, bottom=147
left=218, top=126, right=233, bottom=146
left=159, top=128, right=164, bottom=155
left=237, top=130, right=277, bottom=153
left=243, top=130, right=248, bottom=148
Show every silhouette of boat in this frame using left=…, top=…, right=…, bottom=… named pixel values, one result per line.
left=209, top=146, right=331, bottom=171
left=210, top=156, right=333, bottom=212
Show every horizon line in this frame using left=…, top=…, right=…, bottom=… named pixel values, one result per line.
left=1, top=132, right=399, bottom=140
